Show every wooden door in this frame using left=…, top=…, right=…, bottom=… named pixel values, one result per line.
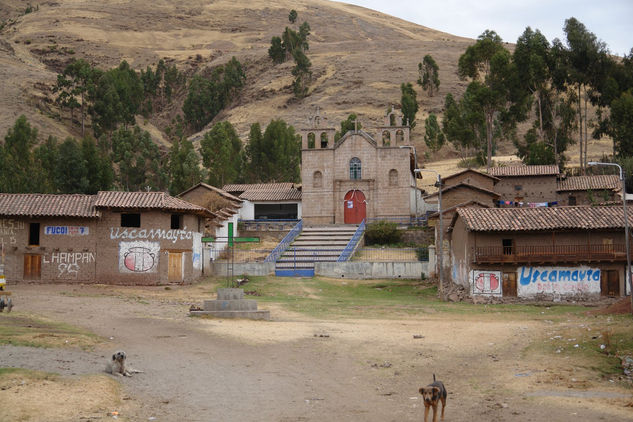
left=343, top=190, right=366, bottom=224
left=168, top=252, right=183, bottom=282
left=502, top=272, right=517, bottom=297
left=24, top=254, right=41, bottom=280
left=601, top=270, right=619, bottom=296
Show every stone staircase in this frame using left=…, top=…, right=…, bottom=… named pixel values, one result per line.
left=275, top=225, right=359, bottom=276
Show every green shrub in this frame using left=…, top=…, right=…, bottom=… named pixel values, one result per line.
left=364, top=221, right=402, bottom=245
left=416, top=247, right=429, bottom=261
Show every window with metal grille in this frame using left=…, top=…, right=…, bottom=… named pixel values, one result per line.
left=350, top=157, right=361, bottom=180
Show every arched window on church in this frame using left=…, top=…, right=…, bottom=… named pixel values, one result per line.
left=313, top=171, right=323, bottom=188
left=320, top=132, right=329, bottom=148
left=389, top=169, right=398, bottom=186
left=396, top=129, right=404, bottom=145
left=382, top=131, right=391, bottom=146
left=350, top=157, right=361, bottom=180
left=308, top=132, right=316, bottom=149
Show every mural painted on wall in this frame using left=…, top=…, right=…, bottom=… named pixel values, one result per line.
left=518, top=266, right=601, bottom=296
left=192, top=232, right=202, bottom=270
left=45, top=226, right=89, bottom=236
left=42, top=251, right=95, bottom=279
left=471, top=270, right=502, bottom=296
left=0, top=219, right=25, bottom=244
left=110, top=227, right=194, bottom=244
left=119, top=241, right=160, bottom=273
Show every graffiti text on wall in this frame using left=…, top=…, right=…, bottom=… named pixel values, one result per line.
left=110, top=227, right=193, bottom=244
left=45, top=226, right=89, bottom=236
left=471, top=270, right=502, bottom=296
left=43, top=251, right=95, bottom=279
left=0, top=219, right=25, bottom=244
left=119, top=241, right=160, bottom=273
left=518, top=266, right=601, bottom=296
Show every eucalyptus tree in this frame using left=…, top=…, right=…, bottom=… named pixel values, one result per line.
left=418, top=54, right=440, bottom=97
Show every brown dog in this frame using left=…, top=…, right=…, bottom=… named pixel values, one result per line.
left=419, top=374, right=447, bottom=422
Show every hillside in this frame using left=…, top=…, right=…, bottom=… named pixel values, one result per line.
left=0, top=0, right=615, bottom=171
left=0, top=1, right=476, bottom=147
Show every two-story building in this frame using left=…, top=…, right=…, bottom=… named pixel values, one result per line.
left=448, top=206, right=630, bottom=299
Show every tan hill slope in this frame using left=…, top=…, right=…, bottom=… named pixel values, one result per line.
left=0, top=0, right=477, bottom=149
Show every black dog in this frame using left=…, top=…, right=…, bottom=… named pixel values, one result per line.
left=419, top=374, right=447, bottom=422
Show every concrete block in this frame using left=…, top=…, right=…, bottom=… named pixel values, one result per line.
left=203, top=299, right=258, bottom=312
left=217, top=288, right=244, bottom=300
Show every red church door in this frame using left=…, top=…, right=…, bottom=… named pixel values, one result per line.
left=344, top=190, right=366, bottom=224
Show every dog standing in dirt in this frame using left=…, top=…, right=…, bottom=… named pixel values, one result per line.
left=105, top=350, right=143, bottom=377
left=419, top=374, right=447, bottom=422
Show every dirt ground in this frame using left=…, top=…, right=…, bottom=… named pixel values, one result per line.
left=1, top=283, right=633, bottom=422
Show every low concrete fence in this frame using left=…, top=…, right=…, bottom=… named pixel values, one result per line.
left=316, top=261, right=430, bottom=279
left=208, top=262, right=275, bottom=276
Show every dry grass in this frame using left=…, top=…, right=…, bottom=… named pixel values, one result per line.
left=0, top=369, right=123, bottom=422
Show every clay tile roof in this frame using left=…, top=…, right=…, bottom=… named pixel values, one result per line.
left=222, top=183, right=295, bottom=193
left=456, top=206, right=633, bottom=232
left=221, top=183, right=301, bottom=201
left=95, top=191, right=213, bottom=216
left=557, top=175, right=621, bottom=192
left=488, top=165, right=559, bottom=177
left=0, top=193, right=99, bottom=218
left=239, top=187, right=302, bottom=201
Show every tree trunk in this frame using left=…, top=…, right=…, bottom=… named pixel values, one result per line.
left=583, top=86, right=588, bottom=170
left=486, top=110, right=493, bottom=171
left=578, top=84, right=583, bottom=175
left=80, top=90, right=85, bottom=138
left=537, top=93, right=544, bottom=142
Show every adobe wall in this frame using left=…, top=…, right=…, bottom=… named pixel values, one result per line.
left=494, top=175, right=558, bottom=203
left=448, top=220, right=627, bottom=298
left=557, top=189, right=618, bottom=206
left=95, top=210, right=203, bottom=285
left=444, top=172, right=495, bottom=191
left=1, top=216, right=98, bottom=284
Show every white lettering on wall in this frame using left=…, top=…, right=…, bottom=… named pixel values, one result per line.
left=110, top=227, right=194, bottom=244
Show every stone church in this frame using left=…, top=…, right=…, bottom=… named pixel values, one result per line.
left=300, top=108, right=421, bottom=225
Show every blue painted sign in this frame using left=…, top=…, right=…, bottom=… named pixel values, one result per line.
left=45, top=226, right=89, bottom=236
left=518, top=266, right=601, bottom=296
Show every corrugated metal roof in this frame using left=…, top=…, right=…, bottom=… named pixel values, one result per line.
left=0, top=194, right=99, bottom=218
left=456, top=206, right=633, bottom=232
left=488, top=165, right=559, bottom=177
left=557, top=175, right=621, bottom=192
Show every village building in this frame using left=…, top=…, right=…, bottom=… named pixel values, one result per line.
left=447, top=206, right=630, bottom=299
left=0, top=191, right=213, bottom=285
left=177, top=182, right=242, bottom=240
left=424, top=169, right=500, bottom=234
left=488, top=164, right=560, bottom=207
left=556, top=175, right=621, bottom=206
left=222, top=183, right=302, bottom=221
left=300, top=108, right=421, bottom=225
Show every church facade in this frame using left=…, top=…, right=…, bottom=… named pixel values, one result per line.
left=300, top=109, right=420, bottom=225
